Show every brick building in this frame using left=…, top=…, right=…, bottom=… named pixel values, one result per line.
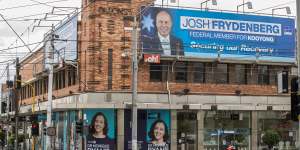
left=0, top=0, right=298, bottom=150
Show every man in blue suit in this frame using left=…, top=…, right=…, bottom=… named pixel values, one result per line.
left=143, top=10, right=184, bottom=56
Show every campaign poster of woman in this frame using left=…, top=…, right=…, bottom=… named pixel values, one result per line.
left=84, top=109, right=116, bottom=150
left=146, top=110, right=170, bottom=150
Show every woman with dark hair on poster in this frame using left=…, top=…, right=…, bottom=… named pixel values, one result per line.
left=148, top=119, right=169, bottom=150
left=86, top=112, right=115, bottom=150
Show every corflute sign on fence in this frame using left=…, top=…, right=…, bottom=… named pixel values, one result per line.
left=141, top=7, right=295, bottom=63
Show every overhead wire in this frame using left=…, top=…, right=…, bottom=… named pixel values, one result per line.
left=0, top=0, right=71, bottom=12
left=252, top=0, right=295, bottom=13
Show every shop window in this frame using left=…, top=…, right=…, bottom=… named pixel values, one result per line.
left=150, top=64, right=163, bottom=82
left=204, top=111, right=251, bottom=150
left=258, top=111, right=298, bottom=149
left=235, top=65, right=247, bottom=84
left=215, top=64, right=228, bottom=84
left=258, top=65, right=269, bottom=85
left=177, top=112, right=197, bottom=150
left=175, top=62, right=187, bottom=83
left=193, top=63, right=205, bottom=83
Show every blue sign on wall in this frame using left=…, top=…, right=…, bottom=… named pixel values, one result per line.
left=141, top=7, right=295, bottom=63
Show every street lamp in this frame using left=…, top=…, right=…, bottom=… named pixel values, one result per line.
left=237, top=1, right=253, bottom=13
left=272, top=6, right=291, bottom=16
left=200, top=0, right=217, bottom=10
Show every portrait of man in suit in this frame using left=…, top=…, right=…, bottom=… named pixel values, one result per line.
left=142, top=10, right=184, bottom=56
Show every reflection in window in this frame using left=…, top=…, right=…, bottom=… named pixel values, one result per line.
left=175, top=62, right=187, bottom=82
left=258, top=66, right=269, bottom=85
left=193, top=63, right=205, bottom=83
left=215, top=64, right=228, bottom=84
left=235, top=65, right=246, bottom=84
left=149, top=64, right=162, bottom=82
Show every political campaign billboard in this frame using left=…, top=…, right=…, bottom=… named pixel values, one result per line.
left=124, top=109, right=170, bottom=150
left=83, top=109, right=116, bottom=150
left=141, top=7, right=295, bottom=63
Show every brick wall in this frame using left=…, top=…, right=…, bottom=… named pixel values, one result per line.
left=17, top=0, right=291, bottom=106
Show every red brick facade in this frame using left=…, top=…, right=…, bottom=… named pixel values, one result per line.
left=17, top=0, right=290, bottom=105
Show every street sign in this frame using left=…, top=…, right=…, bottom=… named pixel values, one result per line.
left=47, top=127, right=56, bottom=136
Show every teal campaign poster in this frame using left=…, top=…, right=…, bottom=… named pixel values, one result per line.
left=146, top=110, right=170, bottom=150
left=83, top=109, right=116, bottom=150
left=124, top=109, right=170, bottom=150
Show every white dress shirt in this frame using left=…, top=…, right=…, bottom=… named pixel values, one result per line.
left=158, top=33, right=171, bottom=55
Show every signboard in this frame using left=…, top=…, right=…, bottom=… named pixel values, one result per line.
left=141, top=7, right=295, bottom=63
left=144, top=54, right=160, bottom=63
left=47, top=127, right=56, bottom=136
left=125, top=110, right=170, bottom=150
left=83, top=109, right=116, bottom=150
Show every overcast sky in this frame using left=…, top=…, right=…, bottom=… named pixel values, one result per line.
left=0, top=0, right=296, bottom=82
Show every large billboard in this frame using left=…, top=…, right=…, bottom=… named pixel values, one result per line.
left=141, top=7, right=295, bottom=63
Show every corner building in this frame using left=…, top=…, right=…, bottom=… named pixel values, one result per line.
left=9, top=0, right=299, bottom=150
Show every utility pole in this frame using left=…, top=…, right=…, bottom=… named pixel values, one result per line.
left=296, top=0, right=300, bottom=148
left=46, top=27, right=54, bottom=150
left=6, top=63, right=10, bottom=148
left=131, top=16, right=138, bottom=150
left=14, top=57, right=20, bottom=150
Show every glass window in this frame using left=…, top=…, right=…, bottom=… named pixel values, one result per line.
left=258, top=66, right=269, bottom=85
left=215, top=64, right=228, bottom=84
left=204, top=111, right=251, bottom=150
left=235, top=65, right=247, bottom=84
left=258, top=111, right=298, bottom=150
left=193, top=63, right=205, bottom=83
left=175, top=62, right=187, bottom=82
left=150, top=64, right=162, bottom=82
left=177, top=112, right=197, bottom=150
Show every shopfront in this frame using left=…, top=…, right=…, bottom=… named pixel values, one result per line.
left=177, top=111, right=198, bottom=150
left=203, top=111, right=251, bottom=150
left=258, top=111, right=298, bottom=150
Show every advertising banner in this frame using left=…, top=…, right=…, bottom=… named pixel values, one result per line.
left=125, top=109, right=170, bottom=150
left=83, top=109, right=116, bottom=150
left=141, top=7, right=295, bottom=62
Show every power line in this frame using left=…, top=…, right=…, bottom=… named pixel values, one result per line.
left=252, top=1, right=295, bottom=13
left=0, top=0, right=71, bottom=12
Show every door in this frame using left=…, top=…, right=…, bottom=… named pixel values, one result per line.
left=177, top=112, right=197, bottom=150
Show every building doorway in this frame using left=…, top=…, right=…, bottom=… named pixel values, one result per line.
left=177, top=111, right=197, bottom=150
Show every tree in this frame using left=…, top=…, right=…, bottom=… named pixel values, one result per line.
left=262, top=130, right=280, bottom=149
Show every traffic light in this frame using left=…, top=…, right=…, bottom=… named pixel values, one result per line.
left=31, top=122, right=39, bottom=136
left=291, top=77, right=300, bottom=121
left=76, top=121, right=83, bottom=134
left=43, top=127, right=47, bottom=135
